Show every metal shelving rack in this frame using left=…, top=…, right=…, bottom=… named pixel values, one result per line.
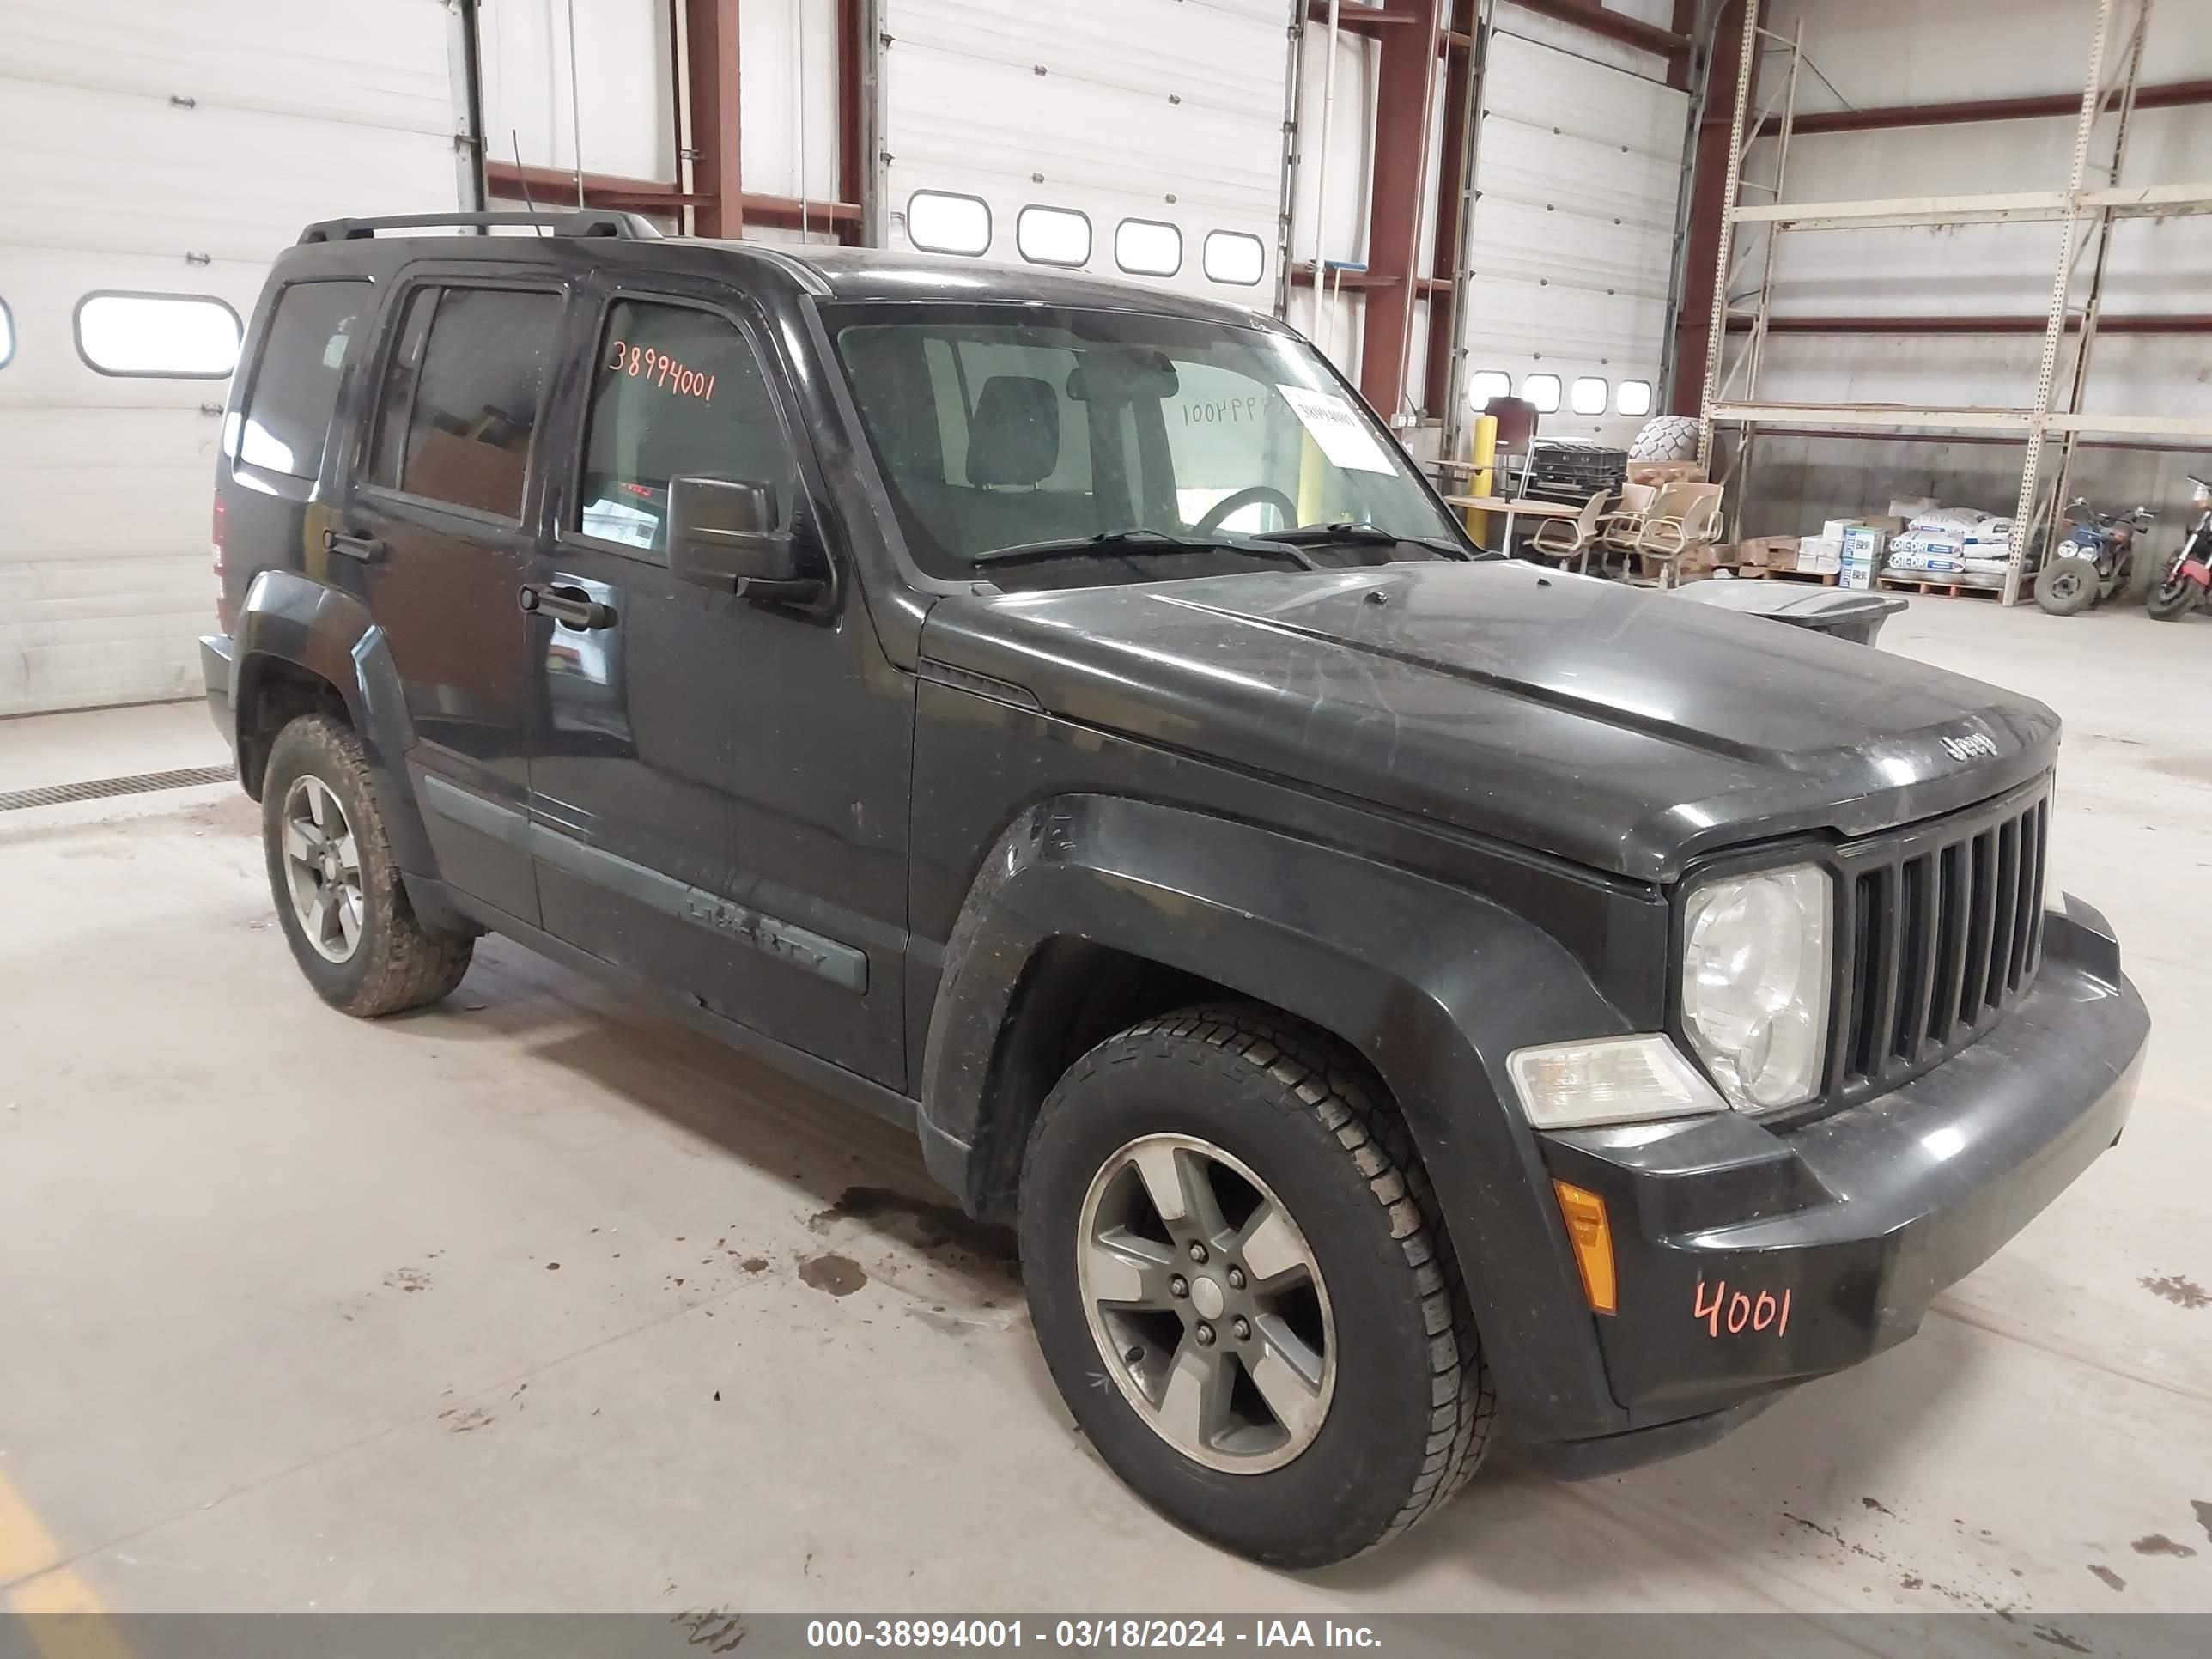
left=1696, top=0, right=2212, bottom=605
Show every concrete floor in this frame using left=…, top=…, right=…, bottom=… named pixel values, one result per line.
left=1, top=599, right=2209, bottom=1619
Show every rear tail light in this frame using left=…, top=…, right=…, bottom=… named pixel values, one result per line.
left=212, top=496, right=230, bottom=632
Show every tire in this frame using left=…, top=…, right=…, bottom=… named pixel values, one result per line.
left=2034, top=559, right=2098, bottom=617
left=1018, top=1005, right=1494, bottom=1568
left=1628, top=414, right=1700, bottom=462
left=2147, top=554, right=2203, bottom=621
left=261, top=714, right=474, bottom=1018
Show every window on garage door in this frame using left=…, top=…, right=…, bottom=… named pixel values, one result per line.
left=234, top=280, right=371, bottom=482
left=367, top=285, right=561, bottom=520
left=1202, top=232, right=1265, bottom=287
left=75, top=291, right=241, bottom=378
left=1115, top=220, right=1182, bottom=278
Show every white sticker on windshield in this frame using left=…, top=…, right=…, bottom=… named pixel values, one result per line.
left=1275, top=385, right=1394, bottom=474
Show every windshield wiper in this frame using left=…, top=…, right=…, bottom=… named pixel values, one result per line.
left=972, top=528, right=1317, bottom=569
left=1257, top=521, right=1474, bottom=561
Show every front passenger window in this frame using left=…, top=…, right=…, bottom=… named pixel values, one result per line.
left=575, top=300, right=800, bottom=556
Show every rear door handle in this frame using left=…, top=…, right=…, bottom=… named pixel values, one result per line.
left=519, top=583, right=618, bottom=630
left=322, top=528, right=385, bottom=562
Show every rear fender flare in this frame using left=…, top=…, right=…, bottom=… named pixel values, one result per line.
left=231, top=568, right=441, bottom=888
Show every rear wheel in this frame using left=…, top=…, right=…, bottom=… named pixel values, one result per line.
left=261, top=714, right=474, bottom=1017
left=1019, top=1006, right=1493, bottom=1567
left=2035, top=559, right=2098, bottom=617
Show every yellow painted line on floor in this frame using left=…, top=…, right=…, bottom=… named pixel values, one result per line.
left=0, top=1469, right=63, bottom=1588
left=0, top=1468, right=129, bottom=1659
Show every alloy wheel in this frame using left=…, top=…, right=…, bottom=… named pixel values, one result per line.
left=1075, top=1133, right=1336, bottom=1474
left=280, top=774, right=365, bottom=963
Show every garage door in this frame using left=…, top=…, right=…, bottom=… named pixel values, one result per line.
left=1459, top=29, right=1686, bottom=447
left=0, top=0, right=463, bottom=716
left=879, top=0, right=1292, bottom=305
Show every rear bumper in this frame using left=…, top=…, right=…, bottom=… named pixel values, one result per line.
left=1524, top=898, right=2145, bottom=1469
left=199, top=634, right=236, bottom=757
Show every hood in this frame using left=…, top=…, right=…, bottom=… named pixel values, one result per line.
left=918, top=562, right=2060, bottom=883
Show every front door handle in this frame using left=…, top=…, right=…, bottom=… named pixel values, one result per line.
left=322, top=528, right=386, bottom=562
left=519, top=583, right=618, bottom=630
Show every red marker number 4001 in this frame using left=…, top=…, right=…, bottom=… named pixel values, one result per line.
left=1694, top=1278, right=1791, bottom=1338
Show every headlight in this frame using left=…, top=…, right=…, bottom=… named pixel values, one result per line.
left=1680, top=864, right=1832, bottom=1111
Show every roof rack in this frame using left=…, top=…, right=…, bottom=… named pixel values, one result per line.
left=296, top=210, right=664, bottom=246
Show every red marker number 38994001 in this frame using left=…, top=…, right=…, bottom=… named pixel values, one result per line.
left=1693, top=1278, right=1791, bottom=1338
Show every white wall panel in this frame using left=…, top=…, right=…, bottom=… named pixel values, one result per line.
left=0, top=0, right=461, bottom=714
left=480, top=0, right=675, bottom=183
left=1459, top=30, right=1687, bottom=447
left=880, top=0, right=1294, bottom=304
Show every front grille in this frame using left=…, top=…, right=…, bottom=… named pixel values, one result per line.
left=1832, top=781, right=2050, bottom=1101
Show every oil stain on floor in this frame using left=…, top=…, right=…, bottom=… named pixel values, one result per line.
left=2139, top=1273, right=2209, bottom=1310
left=798, top=1253, right=868, bottom=1297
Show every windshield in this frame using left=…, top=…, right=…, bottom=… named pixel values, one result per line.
left=827, top=303, right=1468, bottom=583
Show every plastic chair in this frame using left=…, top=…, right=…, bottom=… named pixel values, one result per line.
left=1528, top=489, right=1609, bottom=574
left=1627, top=482, right=1725, bottom=586
left=1599, top=481, right=1660, bottom=553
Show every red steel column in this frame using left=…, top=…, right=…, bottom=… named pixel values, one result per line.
left=685, top=0, right=744, bottom=238
left=1358, top=0, right=1443, bottom=416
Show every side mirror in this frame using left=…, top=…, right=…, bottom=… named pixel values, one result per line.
left=666, top=476, right=825, bottom=606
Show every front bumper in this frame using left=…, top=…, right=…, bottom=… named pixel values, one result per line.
left=1526, top=898, right=2145, bottom=1471
left=200, top=634, right=236, bottom=758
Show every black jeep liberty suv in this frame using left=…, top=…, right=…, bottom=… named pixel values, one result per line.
left=203, top=210, right=2148, bottom=1568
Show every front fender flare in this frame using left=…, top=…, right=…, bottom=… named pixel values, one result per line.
left=921, top=793, right=1634, bottom=1441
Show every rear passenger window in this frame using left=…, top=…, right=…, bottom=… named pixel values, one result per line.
left=236, top=280, right=370, bottom=479
left=575, top=299, right=800, bottom=556
left=368, top=286, right=559, bottom=519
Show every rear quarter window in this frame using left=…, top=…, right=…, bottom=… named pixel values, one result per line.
left=234, top=280, right=372, bottom=481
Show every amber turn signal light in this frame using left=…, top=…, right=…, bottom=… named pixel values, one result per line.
left=1552, top=1179, right=1618, bottom=1315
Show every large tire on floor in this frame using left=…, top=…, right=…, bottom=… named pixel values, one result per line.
left=261, top=714, right=474, bottom=1018
left=1629, top=414, right=1700, bottom=462
left=2034, top=559, right=2099, bottom=617
left=1019, top=1005, right=1494, bottom=1568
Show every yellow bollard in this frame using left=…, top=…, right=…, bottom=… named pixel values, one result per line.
left=1464, top=415, right=1498, bottom=546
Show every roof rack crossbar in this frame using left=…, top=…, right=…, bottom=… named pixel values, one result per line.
left=297, top=210, right=663, bottom=245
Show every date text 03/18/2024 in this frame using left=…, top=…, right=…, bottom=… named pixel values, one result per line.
left=799, top=1620, right=1384, bottom=1649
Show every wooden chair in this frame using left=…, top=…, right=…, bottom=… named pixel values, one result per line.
left=1528, top=489, right=1610, bottom=574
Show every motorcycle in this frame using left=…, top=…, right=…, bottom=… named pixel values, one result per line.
left=2034, top=497, right=2152, bottom=616
left=2145, top=473, right=2212, bottom=622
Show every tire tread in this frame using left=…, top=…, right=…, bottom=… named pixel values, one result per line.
left=266, top=715, right=473, bottom=1018
left=1048, top=1002, right=1496, bottom=1554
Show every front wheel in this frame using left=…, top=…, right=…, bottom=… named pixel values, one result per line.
left=1018, top=1006, right=1493, bottom=1567
left=2035, top=558, right=2099, bottom=617
left=261, top=714, right=475, bottom=1017
left=2147, top=552, right=2204, bottom=621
